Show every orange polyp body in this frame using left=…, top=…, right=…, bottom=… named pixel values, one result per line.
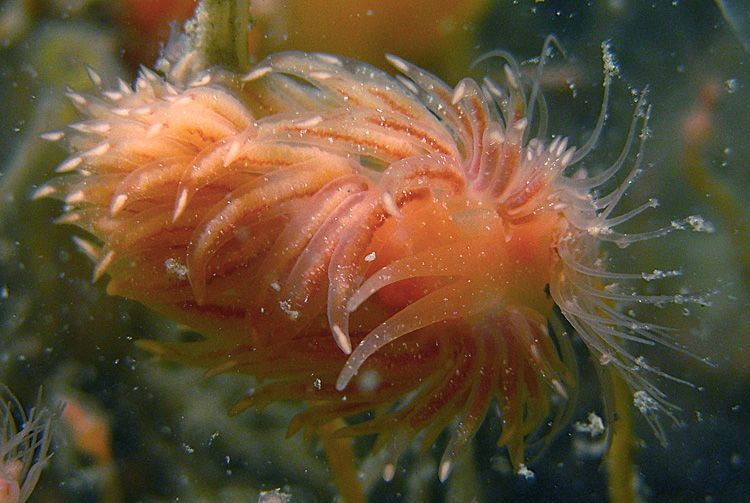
left=47, top=43, right=701, bottom=494
left=369, top=192, right=559, bottom=317
left=499, top=211, right=560, bottom=314
left=367, top=198, right=458, bottom=309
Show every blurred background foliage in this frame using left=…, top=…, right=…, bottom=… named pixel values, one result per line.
left=0, top=0, right=748, bottom=501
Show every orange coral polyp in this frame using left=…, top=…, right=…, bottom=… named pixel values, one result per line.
left=365, top=194, right=558, bottom=317
left=44, top=41, right=705, bottom=486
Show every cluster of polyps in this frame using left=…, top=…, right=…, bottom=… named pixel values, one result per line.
left=39, top=39, right=711, bottom=484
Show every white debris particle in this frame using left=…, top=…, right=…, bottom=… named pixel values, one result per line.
left=258, top=489, right=292, bottom=503
left=270, top=281, right=281, bottom=292
left=587, top=224, right=613, bottom=236
left=641, top=269, right=681, bottom=281
left=633, top=390, right=660, bottom=414
left=574, top=412, right=606, bottom=438
left=182, top=443, right=194, bottom=454
left=601, top=40, right=621, bottom=81
left=364, top=251, right=377, bottom=262
left=313, top=378, right=322, bottom=390
left=164, top=258, right=188, bottom=280
left=634, top=355, right=649, bottom=369
left=517, top=464, right=535, bottom=480
left=279, top=300, right=300, bottom=320
left=686, top=215, right=715, bottom=233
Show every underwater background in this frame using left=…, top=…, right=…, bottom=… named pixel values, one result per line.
left=0, top=0, right=749, bottom=501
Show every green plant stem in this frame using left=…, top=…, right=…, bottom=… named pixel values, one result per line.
left=607, top=371, right=637, bottom=503
left=192, top=0, right=250, bottom=72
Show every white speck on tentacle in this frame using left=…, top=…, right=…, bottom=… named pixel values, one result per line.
left=85, top=65, right=103, bottom=87
left=382, top=192, right=401, bottom=218
left=173, top=189, right=189, bottom=221
left=452, top=81, right=467, bottom=105
left=296, top=116, right=323, bottom=129
left=189, top=73, right=212, bottom=87
left=332, top=324, right=352, bottom=355
left=241, top=65, right=273, bottom=82
left=503, top=64, right=519, bottom=90
left=117, top=78, right=133, bottom=95
left=110, top=194, right=128, bottom=214
left=224, top=140, right=242, bottom=167
left=31, top=185, right=57, bottom=199
left=383, top=463, right=396, bottom=482
left=65, top=88, right=87, bottom=106
left=513, top=117, right=528, bottom=131
left=65, top=190, right=85, bottom=204
left=40, top=130, right=65, bottom=141
left=56, top=156, right=82, bottom=173
left=385, top=54, right=411, bottom=74
left=82, top=142, right=111, bottom=158
left=103, top=90, right=123, bottom=101
left=315, top=54, right=343, bottom=66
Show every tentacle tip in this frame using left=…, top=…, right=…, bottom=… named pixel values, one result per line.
left=56, top=155, right=83, bottom=173
left=39, top=130, right=65, bottom=142
left=30, top=184, right=56, bottom=200
left=335, top=373, right=350, bottom=392
left=92, top=250, right=115, bottom=282
left=382, top=463, right=396, bottom=482
left=191, top=288, right=207, bottom=307
left=451, top=80, right=467, bottom=105
left=331, top=324, right=352, bottom=355
left=173, top=189, right=189, bottom=222
left=385, top=54, right=410, bottom=74
left=110, top=194, right=128, bottom=215
left=241, top=65, right=272, bottom=82
left=551, top=379, right=568, bottom=399
left=223, top=140, right=242, bottom=167
left=187, top=277, right=208, bottom=308
left=438, top=460, right=452, bottom=483
left=71, top=236, right=100, bottom=262
left=84, top=64, right=103, bottom=87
